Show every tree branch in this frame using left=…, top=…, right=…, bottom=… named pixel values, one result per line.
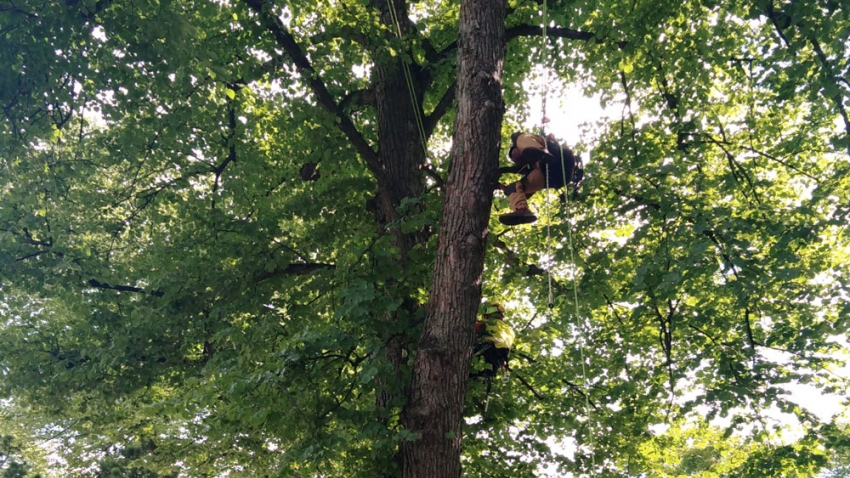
left=16, top=250, right=52, bottom=261
left=743, top=305, right=756, bottom=365
left=687, top=323, right=721, bottom=347
left=738, top=143, right=818, bottom=181
left=653, top=304, right=673, bottom=368
left=21, top=227, right=52, bottom=248
left=241, top=0, right=380, bottom=171
left=87, top=262, right=333, bottom=297
left=491, top=236, right=573, bottom=293
left=703, top=134, right=761, bottom=204
left=213, top=103, right=239, bottom=213
left=619, top=70, right=639, bottom=154
left=764, top=2, right=794, bottom=51
left=87, top=279, right=164, bottom=297
left=512, top=372, right=545, bottom=401
left=309, top=26, right=372, bottom=50
left=562, top=379, right=600, bottom=411
left=701, top=228, right=740, bottom=281
left=430, top=25, right=603, bottom=68
left=761, top=3, right=850, bottom=154
left=423, top=80, right=456, bottom=138
left=419, top=164, right=445, bottom=189
left=603, top=294, right=629, bottom=328
left=0, top=4, right=37, bottom=19
left=506, top=25, right=596, bottom=43
left=75, top=0, right=118, bottom=21
left=339, top=88, right=376, bottom=112
left=256, top=263, right=336, bottom=282
left=409, top=22, right=440, bottom=67
left=808, top=36, right=850, bottom=142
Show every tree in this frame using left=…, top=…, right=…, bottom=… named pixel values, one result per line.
left=401, top=0, right=505, bottom=475
left=1, top=0, right=848, bottom=476
left=810, top=421, right=850, bottom=478
left=0, top=432, right=43, bottom=478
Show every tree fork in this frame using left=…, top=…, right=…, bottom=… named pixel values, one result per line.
left=402, top=0, right=506, bottom=475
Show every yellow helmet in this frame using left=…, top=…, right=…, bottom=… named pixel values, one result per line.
left=480, top=301, right=505, bottom=319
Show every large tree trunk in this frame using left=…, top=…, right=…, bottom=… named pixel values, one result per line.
left=367, top=1, right=430, bottom=473
left=402, top=0, right=506, bottom=475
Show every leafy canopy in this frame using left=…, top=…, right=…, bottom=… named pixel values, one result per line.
left=1, top=0, right=848, bottom=476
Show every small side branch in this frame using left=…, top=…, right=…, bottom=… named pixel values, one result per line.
left=213, top=103, right=239, bottom=213
left=653, top=301, right=676, bottom=398
left=739, top=144, right=818, bottom=181
left=743, top=305, right=757, bottom=367
left=491, top=236, right=573, bottom=293
left=562, top=379, right=600, bottom=411
left=687, top=323, right=721, bottom=347
left=703, top=135, right=761, bottom=204
left=603, top=294, right=628, bottom=327
left=619, top=70, right=639, bottom=154
left=512, top=372, right=545, bottom=401
left=339, top=88, right=376, bottom=112
left=809, top=37, right=850, bottom=142
left=419, top=164, right=445, bottom=189
left=256, top=263, right=336, bottom=282
left=241, top=0, right=380, bottom=172
left=431, top=25, right=607, bottom=67
left=88, top=279, right=164, bottom=297
left=505, top=25, right=596, bottom=44
left=423, top=81, right=456, bottom=138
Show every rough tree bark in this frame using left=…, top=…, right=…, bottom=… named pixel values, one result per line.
left=366, top=1, right=431, bottom=473
left=370, top=0, right=428, bottom=255
left=402, top=0, right=506, bottom=475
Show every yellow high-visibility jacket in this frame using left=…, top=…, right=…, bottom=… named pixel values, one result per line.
left=477, top=318, right=516, bottom=351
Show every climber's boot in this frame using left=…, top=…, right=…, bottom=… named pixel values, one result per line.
left=499, top=182, right=537, bottom=225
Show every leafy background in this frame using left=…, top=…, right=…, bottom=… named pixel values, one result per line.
left=0, top=0, right=848, bottom=476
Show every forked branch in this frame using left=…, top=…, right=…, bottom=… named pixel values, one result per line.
left=241, top=0, right=381, bottom=172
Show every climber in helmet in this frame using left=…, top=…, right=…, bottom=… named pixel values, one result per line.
left=473, top=302, right=516, bottom=377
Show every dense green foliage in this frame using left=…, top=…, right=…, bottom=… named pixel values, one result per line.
left=1, top=0, right=848, bottom=476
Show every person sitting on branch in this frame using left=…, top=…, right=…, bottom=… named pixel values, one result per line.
left=498, top=131, right=582, bottom=226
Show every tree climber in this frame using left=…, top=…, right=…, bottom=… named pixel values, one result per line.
left=470, top=304, right=546, bottom=411
left=498, top=131, right=582, bottom=226
left=473, top=302, right=516, bottom=377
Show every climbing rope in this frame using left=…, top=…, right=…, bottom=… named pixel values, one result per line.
left=540, top=0, right=550, bottom=125
left=544, top=165, right=554, bottom=309
left=559, top=141, right=595, bottom=471
left=537, top=0, right=596, bottom=469
left=385, top=0, right=429, bottom=158
left=542, top=0, right=554, bottom=312
left=539, top=135, right=597, bottom=471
